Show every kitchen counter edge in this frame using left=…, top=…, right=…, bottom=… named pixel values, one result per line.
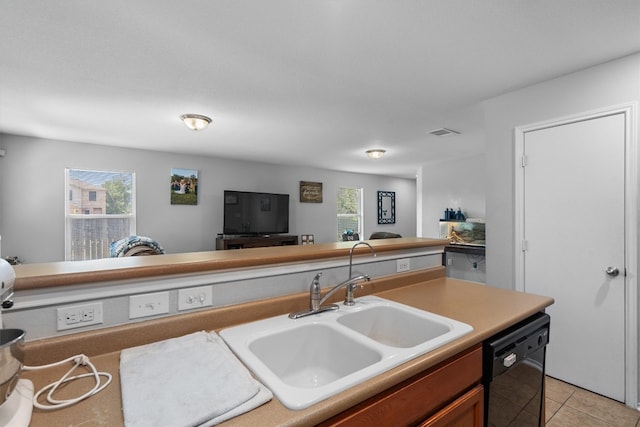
left=22, top=270, right=554, bottom=427
left=13, top=237, right=447, bottom=290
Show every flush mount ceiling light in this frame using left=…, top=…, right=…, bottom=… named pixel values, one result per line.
left=180, top=114, right=212, bottom=131
left=429, top=128, right=460, bottom=136
left=366, top=149, right=386, bottom=159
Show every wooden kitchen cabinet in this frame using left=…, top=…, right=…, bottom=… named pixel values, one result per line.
left=319, top=345, right=482, bottom=427
left=419, top=385, right=483, bottom=427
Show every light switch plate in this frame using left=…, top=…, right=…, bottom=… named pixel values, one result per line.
left=129, top=291, right=170, bottom=319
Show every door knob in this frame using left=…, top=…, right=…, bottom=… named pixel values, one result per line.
left=605, top=266, right=620, bottom=277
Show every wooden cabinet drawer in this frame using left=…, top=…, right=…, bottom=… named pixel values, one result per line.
left=419, top=385, right=484, bottom=427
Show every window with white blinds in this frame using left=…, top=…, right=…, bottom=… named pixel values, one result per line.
left=336, top=186, right=363, bottom=241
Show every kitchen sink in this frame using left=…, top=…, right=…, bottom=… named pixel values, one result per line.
left=249, top=323, right=382, bottom=388
left=220, top=295, right=472, bottom=410
left=337, top=302, right=454, bottom=348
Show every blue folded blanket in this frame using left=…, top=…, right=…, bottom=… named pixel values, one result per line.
left=110, top=236, right=165, bottom=257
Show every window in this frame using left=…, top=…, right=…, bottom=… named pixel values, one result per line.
left=65, top=168, right=136, bottom=261
left=336, top=186, right=363, bottom=241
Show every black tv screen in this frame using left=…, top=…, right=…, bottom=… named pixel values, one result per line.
left=223, top=190, right=290, bottom=235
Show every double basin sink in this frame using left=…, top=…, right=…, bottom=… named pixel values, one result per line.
left=220, top=295, right=473, bottom=410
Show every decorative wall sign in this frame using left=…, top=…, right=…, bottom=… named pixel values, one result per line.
left=377, top=191, right=395, bottom=224
left=300, top=181, right=323, bottom=203
left=171, top=168, right=198, bottom=205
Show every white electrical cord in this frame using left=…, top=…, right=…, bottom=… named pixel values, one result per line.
left=22, top=354, right=112, bottom=410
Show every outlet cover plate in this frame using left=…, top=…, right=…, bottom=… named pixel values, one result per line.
left=57, top=302, right=103, bottom=331
left=178, top=286, right=213, bottom=311
left=396, top=258, right=411, bottom=272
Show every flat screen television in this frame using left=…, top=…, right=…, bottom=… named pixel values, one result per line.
left=223, top=190, right=290, bottom=235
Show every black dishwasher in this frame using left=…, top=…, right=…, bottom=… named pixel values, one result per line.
left=483, top=312, right=550, bottom=427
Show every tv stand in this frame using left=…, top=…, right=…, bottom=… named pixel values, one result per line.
left=216, top=235, right=299, bottom=250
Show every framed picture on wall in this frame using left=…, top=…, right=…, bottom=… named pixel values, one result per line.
left=171, top=168, right=198, bottom=205
left=377, top=191, right=395, bottom=224
left=300, top=181, right=323, bottom=203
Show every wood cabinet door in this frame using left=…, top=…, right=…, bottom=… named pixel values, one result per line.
left=319, top=345, right=481, bottom=427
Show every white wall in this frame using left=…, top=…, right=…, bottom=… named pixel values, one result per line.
left=417, top=154, right=486, bottom=238
left=483, top=53, right=640, bottom=290
left=483, top=52, right=640, bottom=409
left=0, top=134, right=416, bottom=263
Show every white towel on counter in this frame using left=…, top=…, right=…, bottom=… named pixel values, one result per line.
left=120, top=331, right=272, bottom=427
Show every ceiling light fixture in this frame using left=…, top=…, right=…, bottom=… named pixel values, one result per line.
left=366, top=149, right=386, bottom=159
left=429, top=128, right=460, bottom=136
left=180, top=114, right=212, bottom=131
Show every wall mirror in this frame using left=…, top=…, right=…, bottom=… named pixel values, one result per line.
left=377, top=191, right=396, bottom=224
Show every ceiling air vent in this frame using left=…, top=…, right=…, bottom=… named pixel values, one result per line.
left=429, top=128, right=460, bottom=136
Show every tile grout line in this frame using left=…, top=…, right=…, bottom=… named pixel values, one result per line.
left=545, top=377, right=640, bottom=427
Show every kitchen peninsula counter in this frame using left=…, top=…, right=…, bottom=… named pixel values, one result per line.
left=13, top=237, right=447, bottom=290
left=22, top=268, right=554, bottom=427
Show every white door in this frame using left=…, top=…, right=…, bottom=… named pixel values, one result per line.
left=522, top=112, right=626, bottom=402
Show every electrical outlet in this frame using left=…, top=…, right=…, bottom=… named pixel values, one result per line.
left=396, top=258, right=410, bottom=272
left=447, top=258, right=453, bottom=266
left=129, top=291, right=170, bottom=319
left=57, top=302, right=103, bottom=331
left=178, top=286, right=213, bottom=311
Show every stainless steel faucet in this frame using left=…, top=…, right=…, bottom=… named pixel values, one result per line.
left=346, top=242, right=376, bottom=305
left=328, top=274, right=370, bottom=307
left=309, top=272, right=323, bottom=311
left=289, top=274, right=371, bottom=319
left=289, top=242, right=376, bottom=319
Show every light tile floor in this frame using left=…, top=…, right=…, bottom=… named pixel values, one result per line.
left=545, top=376, right=640, bottom=426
